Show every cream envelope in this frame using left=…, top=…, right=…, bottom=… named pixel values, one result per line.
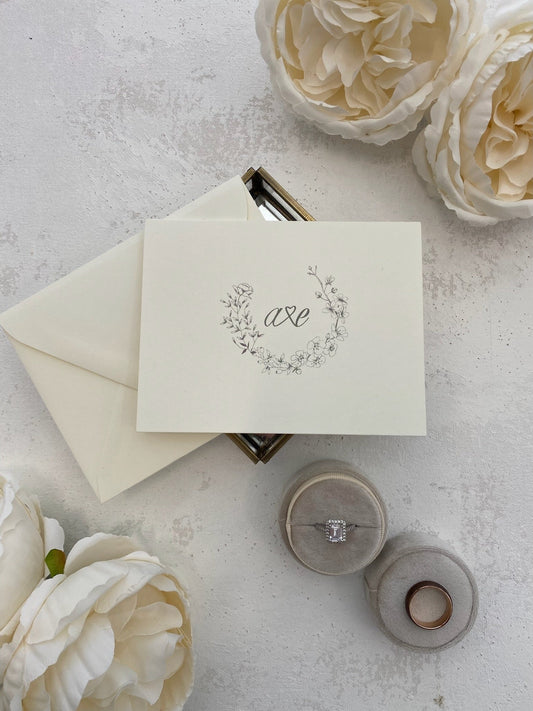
left=0, top=177, right=262, bottom=502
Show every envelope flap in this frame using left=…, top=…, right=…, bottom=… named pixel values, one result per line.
left=0, top=176, right=260, bottom=389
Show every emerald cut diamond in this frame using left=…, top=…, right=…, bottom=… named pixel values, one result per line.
left=325, top=519, right=346, bottom=543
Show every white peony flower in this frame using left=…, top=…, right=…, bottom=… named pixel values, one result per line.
left=413, top=2, right=533, bottom=224
left=0, top=474, right=64, bottom=645
left=256, top=0, right=480, bottom=144
left=0, top=533, right=193, bottom=711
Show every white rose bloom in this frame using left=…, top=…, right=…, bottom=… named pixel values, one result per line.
left=413, top=3, right=533, bottom=224
left=256, top=0, right=479, bottom=144
left=0, top=474, right=64, bottom=645
left=0, top=533, right=193, bottom=711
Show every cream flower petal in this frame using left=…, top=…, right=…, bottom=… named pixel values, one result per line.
left=77, top=699, right=101, bottom=711
left=163, top=646, right=188, bottom=681
left=0, top=578, right=63, bottom=693
left=106, top=594, right=138, bottom=637
left=38, top=614, right=115, bottom=711
left=149, top=573, right=185, bottom=594
left=115, top=632, right=180, bottom=684
left=94, top=560, right=167, bottom=614
left=22, top=675, right=51, bottom=711
left=64, top=533, right=138, bottom=575
left=0, top=475, right=63, bottom=643
left=1, top=534, right=193, bottom=711
left=256, top=0, right=479, bottom=143
left=85, top=658, right=137, bottom=701
left=413, top=2, right=533, bottom=223
left=158, top=656, right=195, bottom=711
left=26, top=566, right=125, bottom=644
left=117, top=602, right=183, bottom=641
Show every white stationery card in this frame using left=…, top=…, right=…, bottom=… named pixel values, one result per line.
left=137, top=220, right=426, bottom=435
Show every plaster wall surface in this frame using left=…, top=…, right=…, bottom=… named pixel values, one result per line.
left=0, top=1, right=531, bottom=709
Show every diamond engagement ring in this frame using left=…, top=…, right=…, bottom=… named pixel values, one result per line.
left=313, top=519, right=357, bottom=543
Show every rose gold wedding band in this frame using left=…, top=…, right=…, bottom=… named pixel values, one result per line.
left=405, top=581, right=453, bottom=630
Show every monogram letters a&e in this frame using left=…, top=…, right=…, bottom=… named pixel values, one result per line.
left=220, top=266, right=349, bottom=374
left=263, top=305, right=310, bottom=328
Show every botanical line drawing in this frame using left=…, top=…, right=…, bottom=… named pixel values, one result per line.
left=220, top=266, right=349, bottom=374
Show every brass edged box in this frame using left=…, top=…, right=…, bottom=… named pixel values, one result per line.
left=225, top=167, right=315, bottom=464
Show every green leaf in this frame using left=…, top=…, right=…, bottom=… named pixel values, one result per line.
left=45, top=549, right=66, bottom=578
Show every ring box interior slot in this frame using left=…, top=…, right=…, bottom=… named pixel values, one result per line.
left=279, top=461, right=388, bottom=575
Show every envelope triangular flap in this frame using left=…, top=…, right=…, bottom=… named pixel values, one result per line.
left=0, top=176, right=261, bottom=501
left=0, top=176, right=259, bottom=388
left=8, top=338, right=214, bottom=502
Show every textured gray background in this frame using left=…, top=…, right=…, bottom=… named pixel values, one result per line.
left=1, top=1, right=532, bottom=709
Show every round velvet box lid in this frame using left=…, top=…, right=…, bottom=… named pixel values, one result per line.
left=364, top=533, right=478, bottom=651
left=279, top=461, right=387, bottom=575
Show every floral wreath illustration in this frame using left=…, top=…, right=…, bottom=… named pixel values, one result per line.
left=220, top=266, right=349, bottom=374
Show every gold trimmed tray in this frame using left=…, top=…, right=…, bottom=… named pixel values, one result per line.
left=224, top=168, right=315, bottom=463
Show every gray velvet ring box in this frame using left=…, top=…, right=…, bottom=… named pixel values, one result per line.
left=364, top=533, right=479, bottom=651
left=279, top=461, right=388, bottom=575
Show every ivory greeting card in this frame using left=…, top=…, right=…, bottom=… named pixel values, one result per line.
left=137, top=220, right=426, bottom=435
